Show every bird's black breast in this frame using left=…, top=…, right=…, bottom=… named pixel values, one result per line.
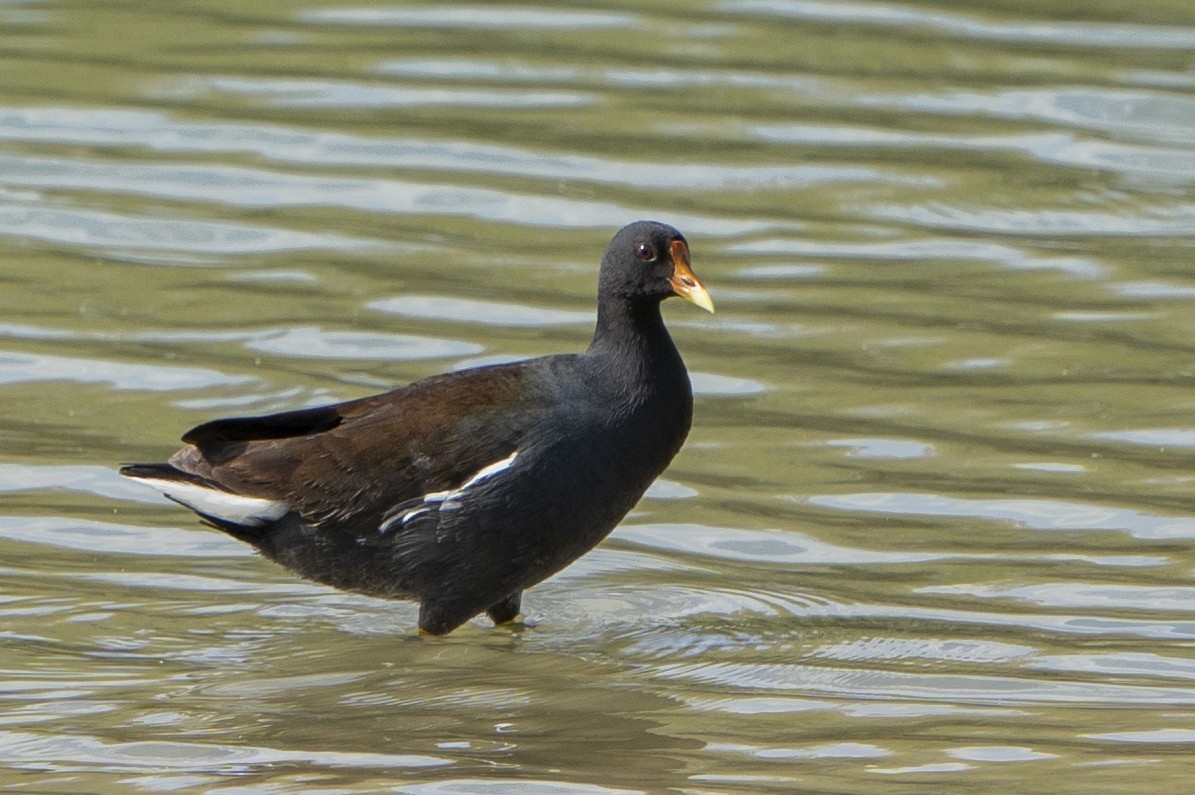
left=358, top=352, right=692, bottom=594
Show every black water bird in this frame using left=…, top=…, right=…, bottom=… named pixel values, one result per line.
left=121, top=221, right=714, bottom=635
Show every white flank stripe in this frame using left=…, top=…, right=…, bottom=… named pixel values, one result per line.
left=130, top=476, right=290, bottom=527
left=377, top=450, right=520, bottom=534
left=458, top=450, right=519, bottom=491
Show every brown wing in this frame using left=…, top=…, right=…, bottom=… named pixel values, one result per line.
left=167, top=361, right=547, bottom=535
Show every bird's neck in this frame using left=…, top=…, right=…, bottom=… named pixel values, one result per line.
left=584, top=296, right=694, bottom=463
left=586, top=297, right=685, bottom=390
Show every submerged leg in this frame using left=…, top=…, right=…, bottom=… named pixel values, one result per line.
left=417, top=591, right=523, bottom=635
left=485, top=592, right=522, bottom=626
left=417, top=599, right=472, bottom=636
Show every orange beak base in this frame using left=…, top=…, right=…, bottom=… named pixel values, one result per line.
left=667, top=239, right=714, bottom=313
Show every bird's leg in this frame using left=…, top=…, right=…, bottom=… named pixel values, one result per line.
left=417, top=600, right=470, bottom=636
left=486, top=592, right=522, bottom=626
left=417, top=592, right=523, bottom=635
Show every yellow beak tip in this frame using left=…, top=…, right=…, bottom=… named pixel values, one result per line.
left=683, top=288, right=715, bottom=314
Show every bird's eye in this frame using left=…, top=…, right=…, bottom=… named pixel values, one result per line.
left=635, top=243, right=656, bottom=261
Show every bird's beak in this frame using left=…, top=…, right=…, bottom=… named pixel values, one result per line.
left=667, top=240, right=715, bottom=313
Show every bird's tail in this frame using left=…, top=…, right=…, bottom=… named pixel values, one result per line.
left=120, top=463, right=290, bottom=544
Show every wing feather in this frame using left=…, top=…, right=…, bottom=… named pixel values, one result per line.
left=166, top=360, right=548, bottom=535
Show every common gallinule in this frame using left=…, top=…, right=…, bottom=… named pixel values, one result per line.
left=121, top=221, right=713, bottom=635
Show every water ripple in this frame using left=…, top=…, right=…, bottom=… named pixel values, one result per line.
left=947, top=746, right=1057, bottom=762
left=302, top=6, right=637, bottom=30
left=0, top=152, right=654, bottom=229
left=0, top=729, right=450, bottom=773
left=806, top=492, right=1195, bottom=540
left=824, top=438, right=935, bottom=459
left=724, top=0, right=1195, bottom=50
left=750, top=125, right=1195, bottom=185
left=369, top=295, right=592, bottom=327
left=1031, top=652, right=1195, bottom=681
left=862, top=87, right=1195, bottom=146
left=184, top=76, right=591, bottom=109
left=710, top=740, right=891, bottom=760
left=866, top=201, right=1195, bottom=238
left=614, top=523, right=952, bottom=565
left=398, top=781, right=642, bottom=795
left=0, top=352, right=252, bottom=391
left=1086, top=729, right=1195, bottom=744
left=0, top=202, right=367, bottom=255
left=689, top=372, right=769, bottom=397
left=245, top=327, right=483, bottom=361
left=727, top=235, right=1106, bottom=277
left=0, top=464, right=158, bottom=502
left=0, top=517, right=240, bottom=558
left=1094, top=428, right=1195, bottom=449
left=921, top=583, right=1195, bottom=612
left=0, top=107, right=888, bottom=196
left=655, top=660, right=1195, bottom=706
